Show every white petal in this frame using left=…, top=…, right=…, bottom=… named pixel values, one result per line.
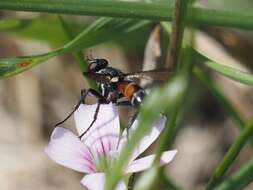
left=74, top=103, right=120, bottom=158
left=81, top=173, right=127, bottom=190
left=119, top=115, right=166, bottom=161
left=45, top=127, right=95, bottom=173
left=125, top=150, right=177, bottom=173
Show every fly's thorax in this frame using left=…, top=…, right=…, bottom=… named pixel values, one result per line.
left=97, top=67, right=124, bottom=83
left=99, top=83, right=121, bottom=103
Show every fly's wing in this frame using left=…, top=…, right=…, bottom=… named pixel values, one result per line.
left=123, top=68, right=173, bottom=81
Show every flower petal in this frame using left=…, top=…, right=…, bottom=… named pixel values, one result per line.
left=81, top=173, right=127, bottom=190
left=125, top=150, right=177, bottom=173
left=45, top=127, right=95, bottom=173
left=118, top=115, right=166, bottom=161
left=74, top=103, right=120, bottom=157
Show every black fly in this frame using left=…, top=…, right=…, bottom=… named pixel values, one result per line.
left=55, top=57, right=171, bottom=139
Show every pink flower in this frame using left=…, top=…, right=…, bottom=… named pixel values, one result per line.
left=45, top=103, right=177, bottom=190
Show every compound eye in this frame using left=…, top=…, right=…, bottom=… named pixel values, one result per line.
left=88, top=58, right=108, bottom=72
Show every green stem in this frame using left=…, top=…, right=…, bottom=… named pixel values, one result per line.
left=156, top=0, right=190, bottom=162
left=214, top=156, right=253, bottom=190
left=1, top=0, right=253, bottom=29
left=200, top=60, right=253, bottom=86
left=0, top=0, right=173, bottom=20
left=167, top=0, right=189, bottom=69
left=206, top=118, right=253, bottom=190
left=155, top=33, right=194, bottom=167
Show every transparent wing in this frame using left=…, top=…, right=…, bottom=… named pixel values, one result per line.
left=124, top=68, right=173, bottom=81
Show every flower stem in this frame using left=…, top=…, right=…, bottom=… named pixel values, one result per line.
left=214, top=156, right=253, bottom=190
left=167, top=0, right=189, bottom=69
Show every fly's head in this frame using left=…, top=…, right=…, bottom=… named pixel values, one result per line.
left=87, top=58, right=108, bottom=73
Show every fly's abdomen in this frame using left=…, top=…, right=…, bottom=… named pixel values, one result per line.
left=117, top=81, right=145, bottom=106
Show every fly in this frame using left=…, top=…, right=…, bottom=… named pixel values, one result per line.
left=55, top=57, right=172, bottom=139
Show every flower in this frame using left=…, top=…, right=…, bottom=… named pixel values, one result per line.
left=45, top=103, right=177, bottom=190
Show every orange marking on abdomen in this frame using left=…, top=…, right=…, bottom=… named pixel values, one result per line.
left=117, top=81, right=136, bottom=99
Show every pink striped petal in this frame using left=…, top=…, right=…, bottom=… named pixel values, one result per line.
left=45, top=127, right=95, bottom=173
left=118, top=116, right=166, bottom=161
left=74, top=103, right=120, bottom=159
left=81, top=173, right=127, bottom=190
left=125, top=150, right=177, bottom=173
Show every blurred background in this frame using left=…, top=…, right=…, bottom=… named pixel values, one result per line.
left=1, top=0, right=253, bottom=189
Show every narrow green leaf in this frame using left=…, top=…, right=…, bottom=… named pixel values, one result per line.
left=0, top=18, right=150, bottom=78
left=61, top=18, right=149, bottom=52
left=206, top=118, right=253, bottom=190
left=188, top=7, right=253, bottom=29
left=215, top=156, right=253, bottom=190
left=0, top=50, right=58, bottom=78
left=58, top=15, right=96, bottom=88
left=1, top=0, right=253, bottom=29
left=201, top=61, right=253, bottom=86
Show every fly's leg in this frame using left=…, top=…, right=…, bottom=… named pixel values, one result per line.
left=127, top=111, right=138, bottom=139
left=79, top=102, right=101, bottom=140
left=78, top=86, right=120, bottom=140
left=78, top=89, right=109, bottom=140
left=115, top=100, right=138, bottom=139
left=128, top=173, right=136, bottom=190
left=54, top=89, right=104, bottom=127
left=115, top=100, right=132, bottom=106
